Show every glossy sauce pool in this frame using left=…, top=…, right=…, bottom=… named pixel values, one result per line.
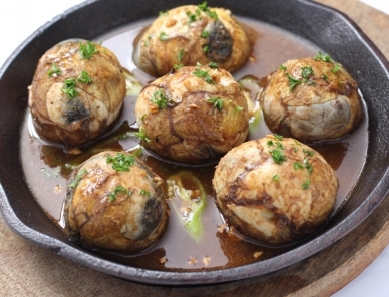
left=19, top=16, right=368, bottom=271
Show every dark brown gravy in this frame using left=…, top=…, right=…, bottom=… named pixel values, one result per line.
left=19, top=16, right=368, bottom=271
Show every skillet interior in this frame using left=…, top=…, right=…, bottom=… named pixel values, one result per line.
left=0, top=0, right=389, bottom=285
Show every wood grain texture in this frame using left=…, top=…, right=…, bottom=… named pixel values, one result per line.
left=1, top=0, right=389, bottom=296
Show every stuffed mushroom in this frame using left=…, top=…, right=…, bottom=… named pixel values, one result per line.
left=133, top=3, right=252, bottom=77
left=134, top=65, right=249, bottom=163
left=64, top=151, right=169, bottom=253
left=29, top=39, right=126, bottom=151
left=212, top=135, right=338, bottom=245
left=260, top=54, right=362, bottom=142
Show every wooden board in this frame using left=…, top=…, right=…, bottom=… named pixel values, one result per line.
left=1, top=0, right=389, bottom=296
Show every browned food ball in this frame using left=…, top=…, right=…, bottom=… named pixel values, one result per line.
left=64, top=151, right=169, bottom=254
left=260, top=54, right=362, bottom=142
left=133, top=3, right=252, bottom=77
left=213, top=135, right=338, bottom=245
left=29, top=39, right=126, bottom=151
left=134, top=65, right=250, bottom=163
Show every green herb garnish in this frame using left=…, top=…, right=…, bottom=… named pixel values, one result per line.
left=106, top=153, right=135, bottom=172
left=159, top=31, right=169, bottom=41
left=79, top=41, right=98, bottom=60
left=108, top=185, right=130, bottom=202
left=68, top=169, right=87, bottom=189
left=314, top=52, right=333, bottom=62
left=77, top=70, right=92, bottom=84
left=203, top=45, right=210, bottom=53
left=186, top=10, right=201, bottom=25
left=208, top=62, right=218, bottom=69
left=302, top=179, right=311, bottom=189
left=303, top=148, right=314, bottom=156
left=150, top=89, right=172, bottom=109
left=139, top=189, right=151, bottom=196
left=61, top=78, right=79, bottom=99
left=193, top=68, right=215, bottom=84
left=274, top=134, right=284, bottom=141
left=134, top=128, right=151, bottom=143
left=271, top=149, right=286, bottom=164
left=279, top=64, right=287, bottom=71
left=287, top=66, right=315, bottom=90
left=206, top=97, right=224, bottom=110
left=47, top=63, right=61, bottom=77
left=331, top=64, right=341, bottom=73
left=267, top=140, right=274, bottom=146
left=273, top=174, right=280, bottom=182
left=201, top=30, right=209, bottom=38
left=198, top=1, right=218, bottom=20
left=235, top=105, right=244, bottom=112
left=177, top=48, right=184, bottom=62
left=159, top=10, right=169, bottom=16
left=293, top=162, right=305, bottom=170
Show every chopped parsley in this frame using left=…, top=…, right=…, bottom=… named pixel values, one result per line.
left=198, top=1, right=218, bottom=20
left=159, top=10, right=169, bottom=16
left=267, top=140, right=274, bottom=146
left=331, top=64, right=341, bottom=73
left=206, top=97, right=224, bottom=110
left=302, top=179, right=311, bottom=189
left=273, top=174, right=280, bottom=182
left=134, top=128, right=151, bottom=143
left=279, top=64, right=287, bottom=71
left=203, top=45, right=210, bottom=53
left=47, top=63, right=61, bottom=77
left=186, top=10, right=201, bottom=25
left=150, top=89, right=173, bottom=109
left=304, top=158, right=313, bottom=174
left=108, top=185, right=130, bottom=202
left=79, top=41, right=98, bottom=60
left=77, top=70, right=92, bottom=84
left=139, top=189, right=151, bottom=196
left=208, top=62, right=218, bottom=69
left=270, top=149, right=286, bottom=164
left=177, top=48, right=184, bottom=62
left=293, top=162, right=305, bottom=170
left=61, top=78, right=79, bottom=99
left=287, top=66, right=315, bottom=90
left=201, top=30, right=209, bottom=38
left=314, top=52, right=333, bottom=62
left=159, top=31, right=169, bottom=41
left=274, top=134, right=284, bottom=141
left=192, top=68, right=215, bottom=84
left=303, top=148, right=314, bottom=156
left=275, top=142, right=285, bottom=150
left=106, top=153, right=135, bottom=172
left=322, top=73, right=329, bottom=82
left=235, top=105, right=244, bottom=112
left=68, top=169, right=87, bottom=189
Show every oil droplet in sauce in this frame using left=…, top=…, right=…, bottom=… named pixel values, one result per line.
left=19, top=16, right=368, bottom=271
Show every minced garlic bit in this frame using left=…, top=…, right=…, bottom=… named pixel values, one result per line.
left=217, top=222, right=228, bottom=233
left=188, top=257, right=198, bottom=265
left=203, top=256, right=211, bottom=266
left=53, top=184, right=62, bottom=194
left=253, top=251, right=264, bottom=259
left=159, top=256, right=168, bottom=264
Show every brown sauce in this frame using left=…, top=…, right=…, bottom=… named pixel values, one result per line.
left=19, top=16, right=368, bottom=271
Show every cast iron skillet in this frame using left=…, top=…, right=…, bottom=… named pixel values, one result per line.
left=1, top=0, right=389, bottom=286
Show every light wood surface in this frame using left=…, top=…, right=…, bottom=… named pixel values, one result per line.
left=1, top=0, right=389, bottom=296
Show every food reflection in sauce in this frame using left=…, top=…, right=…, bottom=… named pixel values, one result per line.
left=20, top=16, right=368, bottom=270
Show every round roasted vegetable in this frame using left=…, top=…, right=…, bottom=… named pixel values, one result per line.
left=260, top=54, right=362, bottom=142
left=212, top=135, right=338, bottom=245
left=134, top=65, right=249, bottom=163
left=29, top=39, right=126, bottom=150
left=64, top=151, right=168, bottom=254
left=133, top=3, right=251, bottom=77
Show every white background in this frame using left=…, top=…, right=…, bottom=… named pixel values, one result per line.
left=1, top=0, right=389, bottom=296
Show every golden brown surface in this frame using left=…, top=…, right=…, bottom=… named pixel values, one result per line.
left=213, top=136, right=338, bottom=245
left=1, top=0, right=389, bottom=296
left=133, top=5, right=251, bottom=76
